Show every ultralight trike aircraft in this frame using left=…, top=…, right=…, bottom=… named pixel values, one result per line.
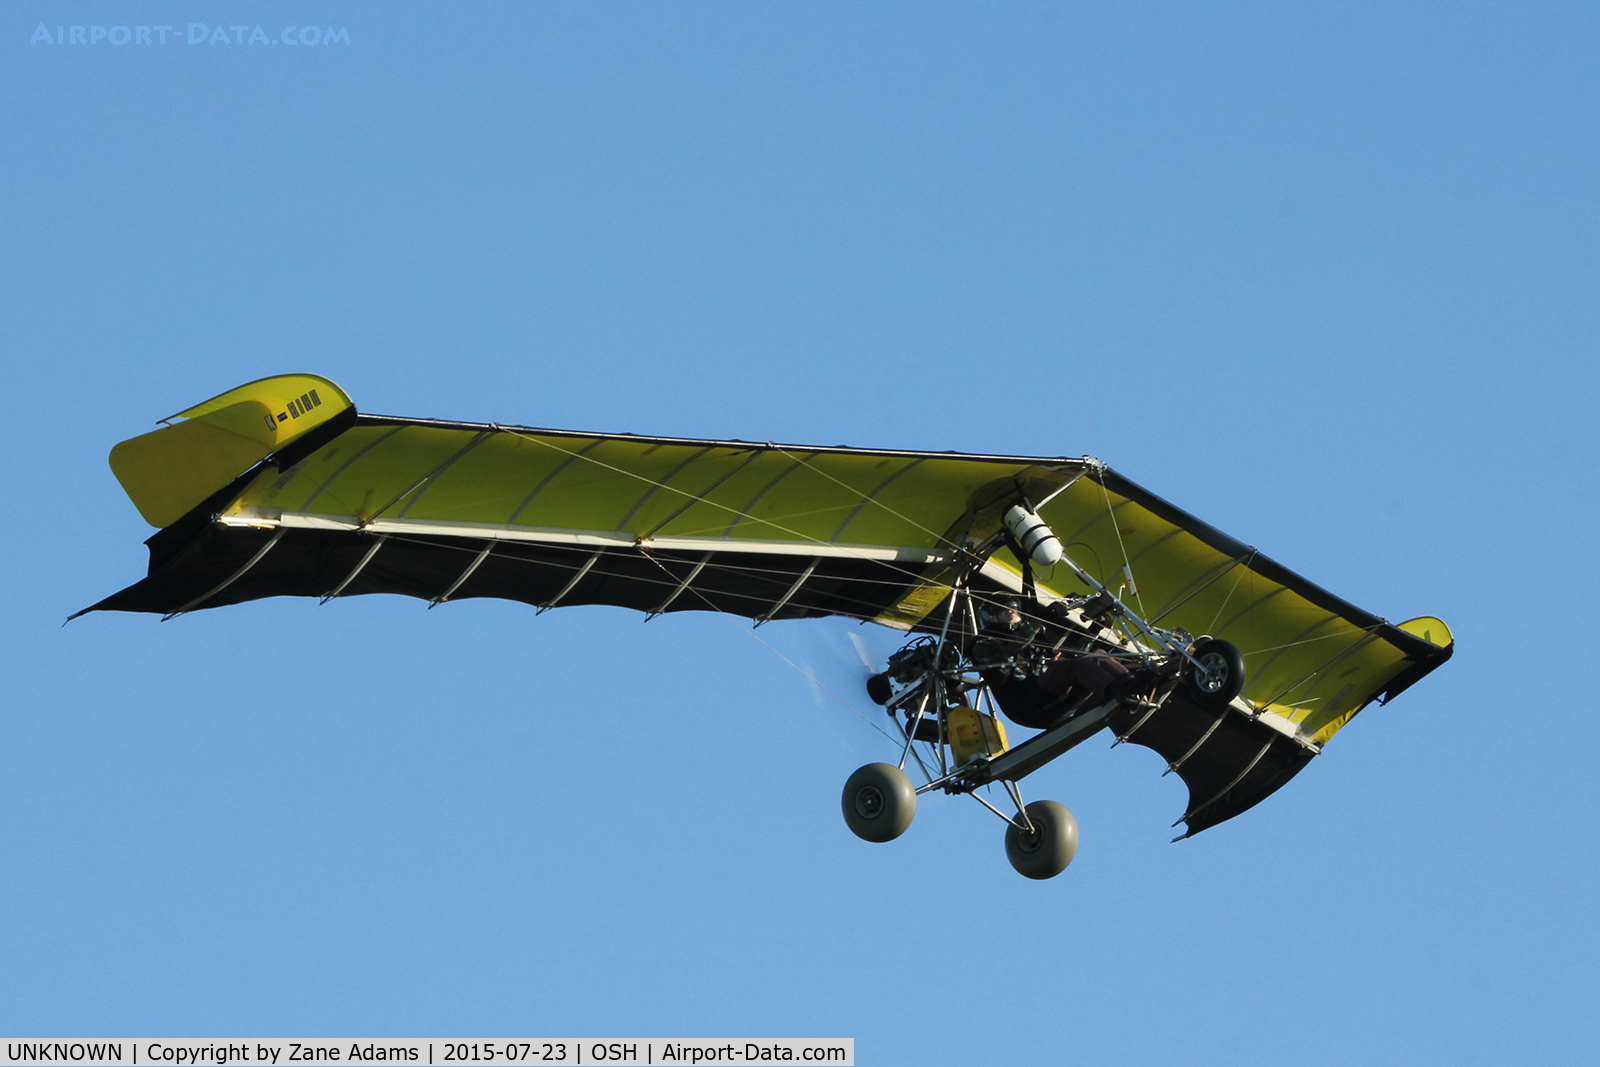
left=78, top=374, right=1453, bottom=879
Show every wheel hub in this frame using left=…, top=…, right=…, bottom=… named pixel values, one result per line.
left=853, top=785, right=885, bottom=820
left=1195, top=651, right=1228, bottom=693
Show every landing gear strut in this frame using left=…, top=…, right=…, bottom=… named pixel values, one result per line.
left=838, top=493, right=1246, bottom=881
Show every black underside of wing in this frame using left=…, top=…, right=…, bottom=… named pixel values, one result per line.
left=1106, top=696, right=1316, bottom=837
left=88, top=522, right=1315, bottom=838
left=86, top=522, right=926, bottom=624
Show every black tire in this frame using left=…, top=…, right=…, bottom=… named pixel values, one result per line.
left=841, top=763, right=916, bottom=843
left=865, top=672, right=893, bottom=706
left=1183, top=638, right=1246, bottom=709
left=1004, top=800, right=1079, bottom=880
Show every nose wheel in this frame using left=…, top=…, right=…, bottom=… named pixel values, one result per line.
left=1183, top=638, right=1246, bottom=708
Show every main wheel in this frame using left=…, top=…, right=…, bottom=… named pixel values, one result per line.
left=841, top=763, right=916, bottom=843
left=1183, top=638, right=1246, bottom=709
left=1004, top=800, right=1079, bottom=879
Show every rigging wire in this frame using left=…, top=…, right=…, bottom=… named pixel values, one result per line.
left=497, top=428, right=951, bottom=559
left=1098, top=478, right=1148, bottom=618
left=1206, top=549, right=1257, bottom=637
left=768, top=447, right=958, bottom=547
left=1235, top=625, right=1378, bottom=657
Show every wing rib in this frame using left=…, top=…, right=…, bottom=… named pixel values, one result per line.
left=538, top=548, right=603, bottom=612
left=649, top=552, right=713, bottom=616
left=432, top=542, right=495, bottom=605
left=322, top=534, right=388, bottom=601
left=755, top=558, right=820, bottom=625
left=163, top=529, right=285, bottom=619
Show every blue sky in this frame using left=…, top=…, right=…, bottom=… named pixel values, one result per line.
left=2, top=3, right=1596, bottom=1064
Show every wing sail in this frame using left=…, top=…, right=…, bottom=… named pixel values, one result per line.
left=84, top=376, right=1451, bottom=836
left=88, top=408, right=1087, bottom=628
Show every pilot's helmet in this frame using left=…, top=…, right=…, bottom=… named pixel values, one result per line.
left=978, top=597, right=1025, bottom=632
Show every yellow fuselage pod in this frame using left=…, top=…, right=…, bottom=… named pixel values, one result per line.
left=947, top=705, right=1009, bottom=766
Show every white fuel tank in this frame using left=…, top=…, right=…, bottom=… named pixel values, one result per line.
left=998, top=508, right=1062, bottom=572
left=1002, top=504, right=1063, bottom=568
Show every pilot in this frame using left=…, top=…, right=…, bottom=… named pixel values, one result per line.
left=982, top=595, right=1143, bottom=729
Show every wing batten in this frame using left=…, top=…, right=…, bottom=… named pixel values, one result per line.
left=758, top=558, right=821, bottom=624
left=507, top=439, right=605, bottom=525
left=1212, top=587, right=1293, bottom=641
left=1122, top=527, right=1186, bottom=571
left=164, top=527, right=286, bottom=619
left=298, top=424, right=406, bottom=513
left=1147, top=553, right=1250, bottom=624
left=324, top=534, right=388, bottom=601
left=723, top=453, right=814, bottom=536
left=1166, top=705, right=1232, bottom=775
left=434, top=542, right=496, bottom=605
left=614, top=446, right=716, bottom=533
left=1177, top=736, right=1277, bottom=832
left=540, top=548, right=603, bottom=611
left=644, top=448, right=768, bottom=539
left=391, top=431, right=495, bottom=520
left=829, top=458, right=926, bottom=543
left=649, top=552, right=714, bottom=615
left=1254, top=629, right=1379, bottom=708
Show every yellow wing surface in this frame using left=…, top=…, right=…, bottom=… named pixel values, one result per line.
left=86, top=374, right=1451, bottom=832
